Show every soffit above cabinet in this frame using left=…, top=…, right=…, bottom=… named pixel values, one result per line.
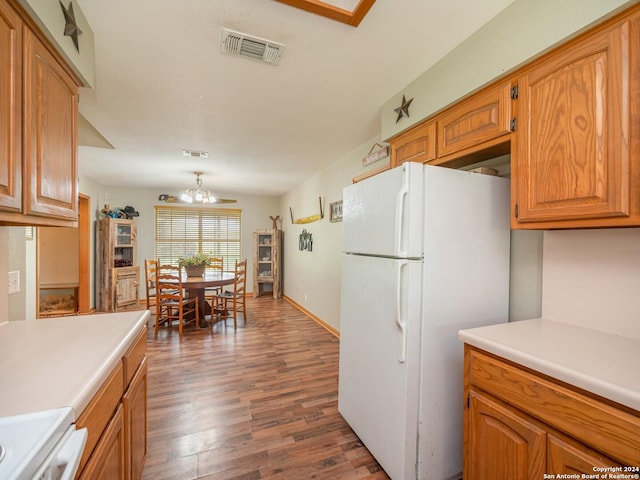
left=15, top=0, right=95, bottom=88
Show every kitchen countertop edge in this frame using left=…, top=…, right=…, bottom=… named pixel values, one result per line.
left=0, top=310, right=149, bottom=419
left=68, top=311, right=149, bottom=420
left=458, top=318, right=640, bottom=413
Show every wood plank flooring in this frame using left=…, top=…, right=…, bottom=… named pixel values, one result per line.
left=142, top=296, right=389, bottom=480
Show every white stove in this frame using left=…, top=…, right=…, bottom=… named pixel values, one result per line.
left=0, top=407, right=87, bottom=480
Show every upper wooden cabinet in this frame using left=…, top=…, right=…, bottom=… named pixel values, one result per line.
left=384, top=4, right=640, bottom=229
left=0, top=0, right=80, bottom=226
left=23, top=27, right=78, bottom=221
left=389, top=120, right=435, bottom=167
left=388, top=82, right=513, bottom=169
left=0, top=0, right=22, bottom=213
left=512, top=17, right=633, bottom=228
left=436, top=81, right=513, bottom=162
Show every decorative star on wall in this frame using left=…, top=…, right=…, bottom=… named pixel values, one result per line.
left=394, top=94, right=414, bottom=123
left=59, top=1, right=82, bottom=52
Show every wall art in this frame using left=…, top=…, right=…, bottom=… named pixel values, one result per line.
left=299, top=229, right=313, bottom=251
left=330, top=200, right=343, bottom=223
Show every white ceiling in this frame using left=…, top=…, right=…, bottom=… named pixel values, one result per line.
left=77, top=0, right=515, bottom=198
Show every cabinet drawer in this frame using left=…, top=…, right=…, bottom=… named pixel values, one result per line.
left=76, top=361, right=124, bottom=474
left=468, top=348, right=640, bottom=465
left=123, top=327, right=147, bottom=388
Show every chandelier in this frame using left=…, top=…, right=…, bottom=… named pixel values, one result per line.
left=180, top=172, right=217, bottom=204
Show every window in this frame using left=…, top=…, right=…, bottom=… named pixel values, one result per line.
left=155, top=206, right=241, bottom=269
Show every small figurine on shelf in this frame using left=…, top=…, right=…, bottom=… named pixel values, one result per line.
left=270, top=215, right=280, bottom=229
left=100, top=202, right=112, bottom=217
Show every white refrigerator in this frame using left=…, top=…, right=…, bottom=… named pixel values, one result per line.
left=338, top=162, right=510, bottom=480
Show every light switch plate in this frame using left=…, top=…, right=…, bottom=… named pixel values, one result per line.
left=8, top=271, right=19, bottom=294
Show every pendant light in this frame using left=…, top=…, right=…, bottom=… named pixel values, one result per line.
left=180, top=172, right=217, bottom=204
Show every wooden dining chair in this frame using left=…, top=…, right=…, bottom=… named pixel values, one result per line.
left=144, top=259, right=158, bottom=312
left=155, top=264, right=199, bottom=335
left=204, top=256, right=224, bottom=303
left=212, top=259, right=247, bottom=329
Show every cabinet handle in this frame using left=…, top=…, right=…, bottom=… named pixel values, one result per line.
left=510, top=118, right=517, bottom=132
left=515, top=204, right=519, bottom=219
left=510, top=84, right=518, bottom=99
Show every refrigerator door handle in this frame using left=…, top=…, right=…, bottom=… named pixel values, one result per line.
left=395, top=261, right=407, bottom=363
left=395, top=176, right=409, bottom=258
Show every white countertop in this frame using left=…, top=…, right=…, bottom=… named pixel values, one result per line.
left=0, top=310, right=149, bottom=419
left=458, top=318, right=640, bottom=412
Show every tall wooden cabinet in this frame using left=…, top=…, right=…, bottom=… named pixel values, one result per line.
left=97, top=218, right=140, bottom=312
left=253, top=229, right=282, bottom=299
left=0, top=0, right=80, bottom=227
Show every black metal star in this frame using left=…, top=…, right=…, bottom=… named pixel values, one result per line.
left=394, top=94, right=413, bottom=123
left=59, top=1, right=82, bottom=52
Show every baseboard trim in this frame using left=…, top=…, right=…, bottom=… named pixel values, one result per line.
left=283, top=295, right=339, bottom=338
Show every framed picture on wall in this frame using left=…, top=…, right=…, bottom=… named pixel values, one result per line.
left=330, top=200, right=343, bottom=223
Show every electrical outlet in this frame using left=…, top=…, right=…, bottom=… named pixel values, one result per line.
left=8, top=271, right=20, bottom=294
left=304, top=293, right=307, bottom=301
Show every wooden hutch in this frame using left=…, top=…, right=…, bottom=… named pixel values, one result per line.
left=253, top=229, right=282, bottom=299
left=96, top=217, right=140, bottom=311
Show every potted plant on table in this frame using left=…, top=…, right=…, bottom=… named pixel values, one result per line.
left=178, top=252, right=211, bottom=277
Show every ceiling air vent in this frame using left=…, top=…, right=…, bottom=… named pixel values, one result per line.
left=182, top=149, right=208, bottom=159
left=221, top=28, right=285, bottom=66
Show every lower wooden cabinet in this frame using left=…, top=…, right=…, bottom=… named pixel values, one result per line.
left=123, top=358, right=147, bottom=480
left=463, top=346, right=638, bottom=480
left=79, top=405, right=126, bottom=480
left=76, top=328, right=147, bottom=480
left=547, top=432, right=620, bottom=474
left=467, top=391, right=546, bottom=480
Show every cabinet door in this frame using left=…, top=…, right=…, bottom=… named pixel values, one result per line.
left=0, top=0, right=21, bottom=212
left=514, top=21, right=630, bottom=225
left=467, top=392, right=546, bottom=480
left=123, top=358, right=147, bottom=480
left=390, top=120, right=436, bottom=166
left=23, top=28, right=78, bottom=220
left=548, top=432, right=621, bottom=474
left=436, top=82, right=512, bottom=160
left=114, top=267, right=140, bottom=309
left=79, top=404, right=126, bottom=480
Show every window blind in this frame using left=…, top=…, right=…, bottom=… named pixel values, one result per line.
left=154, top=206, right=241, bottom=270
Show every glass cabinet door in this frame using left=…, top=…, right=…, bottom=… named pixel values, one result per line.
left=116, top=223, right=132, bottom=246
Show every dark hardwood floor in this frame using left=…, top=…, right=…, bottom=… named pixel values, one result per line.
left=142, top=296, right=388, bottom=480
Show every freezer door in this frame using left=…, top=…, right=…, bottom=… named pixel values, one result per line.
left=338, top=254, right=422, bottom=480
left=343, top=162, right=424, bottom=258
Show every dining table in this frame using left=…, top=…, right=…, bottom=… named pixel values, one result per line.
left=180, top=270, right=235, bottom=326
